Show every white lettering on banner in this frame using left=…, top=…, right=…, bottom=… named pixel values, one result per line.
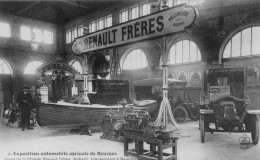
left=36, top=63, right=79, bottom=76
left=208, top=68, right=245, bottom=73
left=72, top=4, right=196, bottom=54
left=168, top=11, right=190, bottom=22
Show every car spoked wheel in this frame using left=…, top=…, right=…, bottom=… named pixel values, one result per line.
left=172, top=106, right=188, bottom=123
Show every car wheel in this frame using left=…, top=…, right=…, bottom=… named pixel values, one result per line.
left=172, top=106, right=188, bottom=123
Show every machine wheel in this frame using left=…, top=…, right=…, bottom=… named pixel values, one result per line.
left=251, top=115, right=259, bottom=145
left=172, top=106, right=188, bottom=123
left=200, top=114, right=205, bottom=143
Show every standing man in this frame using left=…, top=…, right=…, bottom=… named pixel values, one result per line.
left=17, top=85, right=33, bottom=131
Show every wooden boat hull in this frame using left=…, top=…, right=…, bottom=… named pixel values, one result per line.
left=36, top=102, right=122, bottom=130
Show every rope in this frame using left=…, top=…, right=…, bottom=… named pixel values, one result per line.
left=153, top=99, right=190, bottom=137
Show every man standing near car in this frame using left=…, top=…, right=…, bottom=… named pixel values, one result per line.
left=17, top=85, right=33, bottom=131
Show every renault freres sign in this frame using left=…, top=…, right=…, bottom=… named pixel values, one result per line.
left=72, top=4, right=196, bottom=54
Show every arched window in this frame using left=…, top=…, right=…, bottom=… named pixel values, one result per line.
left=223, top=26, right=260, bottom=58
left=169, top=40, right=201, bottom=65
left=123, top=49, right=148, bottom=70
left=24, top=61, right=45, bottom=74
left=167, top=0, right=205, bottom=6
left=0, top=58, right=12, bottom=74
left=71, top=60, right=83, bottom=74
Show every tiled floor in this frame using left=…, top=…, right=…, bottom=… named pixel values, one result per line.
left=0, top=120, right=259, bottom=160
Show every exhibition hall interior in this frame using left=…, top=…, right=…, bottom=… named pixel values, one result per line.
left=0, top=0, right=260, bottom=160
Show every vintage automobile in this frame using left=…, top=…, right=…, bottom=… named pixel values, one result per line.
left=134, top=78, right=200, bottom=122
left=168, top=86, right=200, bottom=122
left=199, top=67, right=260, bottom=144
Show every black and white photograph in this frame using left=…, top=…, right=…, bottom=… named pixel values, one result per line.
left=0, top=0, right=260, bottom=160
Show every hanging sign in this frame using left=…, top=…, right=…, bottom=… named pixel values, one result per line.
left=36, top=63, right=79, bottom=76
left=40, top=87, right=49, bottom=103
left=72, top=4, right=196, bottom=54
left=208, top=68, right=245, bottom=73
left=209, top=86, right=230, bottom=100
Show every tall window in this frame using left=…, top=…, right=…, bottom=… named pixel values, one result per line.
left=105, top=15, right=112, bottom=28
left=89, top=21, right=96, bottom=33
left=223, top=26, right=260, bottom=58
left=168, top=0, right=174, bottom=7
left=189, top=0, right=205, bottom=5
left=66, top=26, right=86, bottom=44
left=97, top=18, right=104, bottom=30
left=24, top=61, right=45, bottom=75
left=71, top=60, right=83, bottom=74
left=43, top=30, right=53, bottom=44
left=77, top=26, right=84, bottom=37
left=71, top=28, right=77, bottom=42
left=169, top=40, right=201, bottom=64
left=123, top=49, right=148, bottom=70
left=21, top=25, right=53, bottom=44
left=176, top=0, right=188, bottom=5
left=32, top=28, right=43, bottom=42
left=164, top=0, right=205, bottom=7
left=21, top=25, right=31, bottom=41
left=120, top=9, right=128, bottom=23
left=0, top=58, right=12, bottom=74
left=141, top=3, right=150, bottom=16
left=130, top=6, right=139, bottom=20
left=66, top=30, right=72, bottom=44
left=0, top=21, right=11, bottom=38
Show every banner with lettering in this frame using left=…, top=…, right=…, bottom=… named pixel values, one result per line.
left=36, top=63, right=79, bottom=76
left=72, top=4, right=196, bottom=54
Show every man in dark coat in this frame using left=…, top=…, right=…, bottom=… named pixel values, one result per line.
left=17, top=86, right=33, bottom=131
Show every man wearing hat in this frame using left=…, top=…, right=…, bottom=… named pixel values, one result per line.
left=17, top=85, right=33, bottom=131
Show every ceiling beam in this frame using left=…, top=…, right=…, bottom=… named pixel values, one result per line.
left=17, top=1, right=40, bottom=15
left=59, top=0, right=95, bottom=10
